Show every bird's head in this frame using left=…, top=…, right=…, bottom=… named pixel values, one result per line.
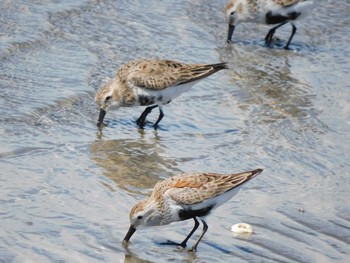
left=95, top=80, right=121, bottom=127
left=123, top=199, right=160, bottom=244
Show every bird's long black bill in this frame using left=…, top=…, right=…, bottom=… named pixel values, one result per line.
left=123, top=225, right=136, bottom=243
left=227, top=24, right=235, bottom=43
left=97, top=109, right=106, bottom=127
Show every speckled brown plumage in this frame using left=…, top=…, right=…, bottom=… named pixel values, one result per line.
left=152, top=171, right=259, bottom=205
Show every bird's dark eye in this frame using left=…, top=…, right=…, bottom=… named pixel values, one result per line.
left=105, top=96, right=112, bottom=102
left=231, top=11, right=235, bottom=15
left=137, top=215, right=143, bottom=220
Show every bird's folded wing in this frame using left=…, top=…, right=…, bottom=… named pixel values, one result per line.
left=156, top=171, right=255, bottom=205
left=127, top=71, right=183, bottom=90
left=126, top=61, right=220, bottom=90
left=165, top=187, right=216, bottom=205
left=160, top=173, right=225, bottom=205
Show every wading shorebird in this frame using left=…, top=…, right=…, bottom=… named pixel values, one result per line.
left=225, top=0, right=315, bottom=49
left=95, top=59, right=228, bottom=129
left=123, top=168, right=263, bottom=251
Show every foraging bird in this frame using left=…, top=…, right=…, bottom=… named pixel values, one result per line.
left=225, top=0, right=315, bottom=49
left=123, top=168, right=263, bottom=251
left=95, top=59, right=227, bottom=128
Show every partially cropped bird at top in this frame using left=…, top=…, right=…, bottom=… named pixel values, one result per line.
left=225, top=0, right=315, bottom=49
left=95, top=59, right=227, bottom=129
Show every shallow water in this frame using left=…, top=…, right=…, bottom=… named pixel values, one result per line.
left=1, top=0, right=349, bottom=262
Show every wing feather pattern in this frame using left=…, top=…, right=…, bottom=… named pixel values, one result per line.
left=151, top=169, right=261, bottom=205
left=127, top=60, right=227, bottom=90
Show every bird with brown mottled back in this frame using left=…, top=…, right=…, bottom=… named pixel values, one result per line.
left=123, top=168, right=263, bottom=251
left=95, top=59, right=227, bottom=129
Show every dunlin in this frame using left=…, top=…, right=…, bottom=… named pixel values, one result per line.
left=225, top=0, right=315, bottom=49
left=123, top=168, right=263, bottom=251
left=95, top=59, right=227, bottom=128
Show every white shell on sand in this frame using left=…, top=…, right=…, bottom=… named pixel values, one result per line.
left=230, top=223, right=253, bottom=234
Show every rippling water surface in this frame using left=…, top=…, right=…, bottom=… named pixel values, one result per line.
left=1, top=0, right=349, bottom=262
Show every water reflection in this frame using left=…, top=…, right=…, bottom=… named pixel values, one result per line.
left=123, top=246, right=199, bottom=263
left=124, top=252, right=154, bottom=263
left=89, top=131, right=178, bottom=193
left=223, top=46, right=317, bottom=124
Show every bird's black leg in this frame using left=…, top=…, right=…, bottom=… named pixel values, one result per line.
left=178, top=217, right=200, bottom=248
left=136, top=105, right=158, bottom=128
left=265, top=22, right=287, bottom=46
left=159, top=217, right=199, bottom=248
left=284, top=23, right=297, bottom=50
left=153, top=107, right=164, bottom=129
left=189, top=219, right=208, bottom=252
